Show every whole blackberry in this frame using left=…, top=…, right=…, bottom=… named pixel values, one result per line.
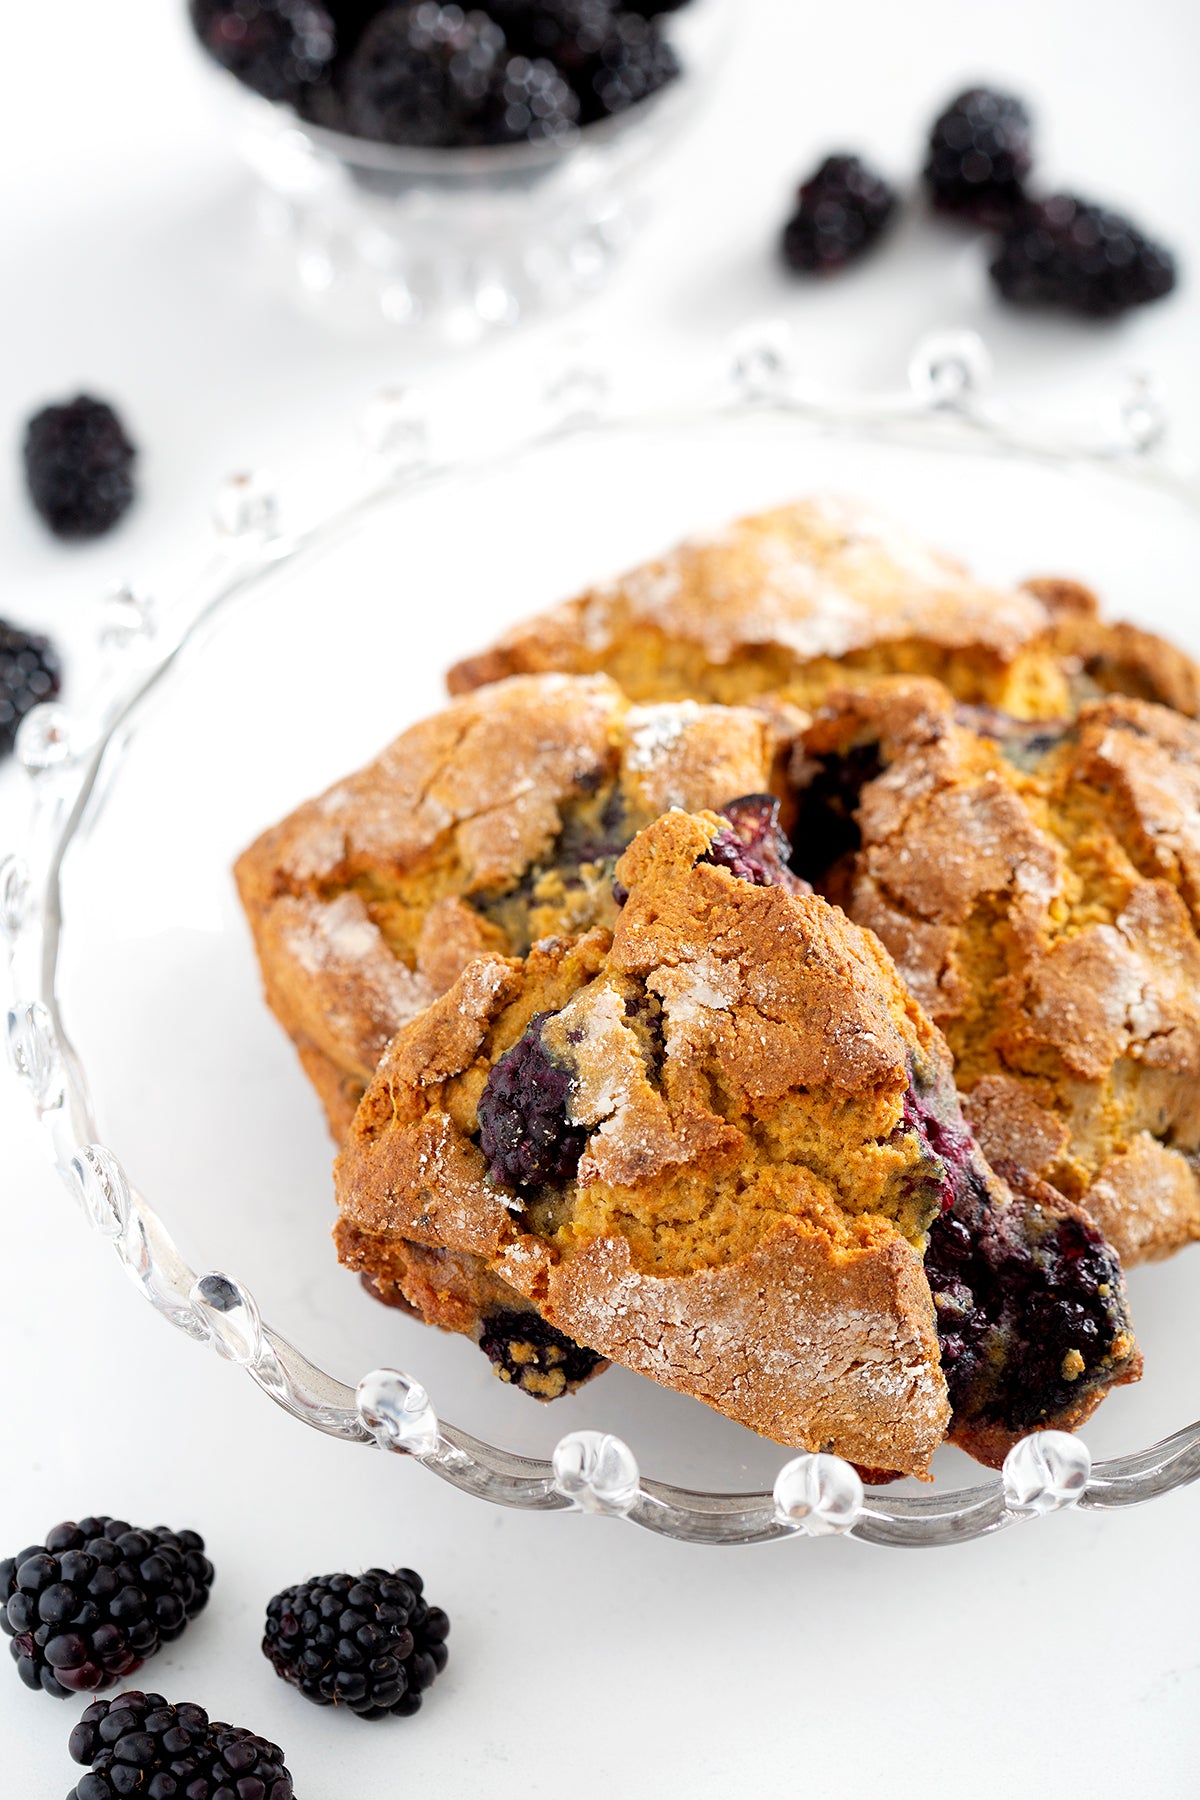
left=1, top=1517, right=213, bottom=1699
left=479, top=1308, right=604, bottom=1397
left=702, top=794, right=810, bottom=894
left=990, top=194, right=1177, bottom=318
left=0, top=621, right=61, bottom=758
left=189, top=0, right=337, bottom=102
left=781, top=154, right=898, bottom=275
left=485, top=0, right=618, bottom=72
left=341, top=4, right=506, bottom=146
left=68, top=1691, right=294, bottom=1800
left=479, top=53, right=580, bottom=142
left=23, top=396, right=137, bottom=540
left=263, top=1568, right=449, bottom=1718
left=476, top=1011, right=588, bottom=1191
left=924, top=86, right=1032, bottom=224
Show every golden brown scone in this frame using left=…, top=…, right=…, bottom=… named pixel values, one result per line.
left=795, top=678, right=1200, bottom=1263
left=447, top=495, right=1200, bottom=719
left=335, top=810, right=1138, bottom=1477
left=236, top=673, right=800, bottom=1136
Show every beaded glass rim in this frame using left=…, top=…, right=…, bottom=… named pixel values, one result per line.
left=5, top=326, right=1200, bottom=1548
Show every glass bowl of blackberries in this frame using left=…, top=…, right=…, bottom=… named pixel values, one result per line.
left=189, top=0, right=728, bottom=337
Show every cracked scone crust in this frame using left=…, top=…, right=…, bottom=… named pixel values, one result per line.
left=447, top=495, right=1200, bottom=720
left=335, top=810, right=1138, bottom=1476
left=796, top=679, right=1200, bottom=1263
left=235, top=673, right=796, bottom=1138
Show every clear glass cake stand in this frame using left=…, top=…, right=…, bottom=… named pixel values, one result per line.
left=4, top=329, right=1200, bottom=1547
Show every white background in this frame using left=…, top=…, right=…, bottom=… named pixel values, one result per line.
left=3, top=1, right=1199, bottom=1794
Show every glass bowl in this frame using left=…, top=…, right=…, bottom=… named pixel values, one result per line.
left=5, top=329, right=1200, bottom=1548
left=204, top=0, right=732, bottom=339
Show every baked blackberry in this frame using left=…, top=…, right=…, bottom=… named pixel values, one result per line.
left=189, top=0, right=337, bottom=102
left=1, top=1518, right=213, bottom=1699
left=781, top=154, right=897, bottom=275
left=476, top=1011, right=588, bottom=1191
left=68, top=1691, right=294, bottom=1800
left=923, top=86, right=1032, bottom=224
left=479, top=1308, right=604, bottom=1396
left=263, top=1568, right=449, bottom=1718
left=479, top=53, right=580, bottom=141
left=925, top=1158, right=1132, bottom=1436
left=990, top=194, right=1177, bottom=318
left=23, top=396, right=137, bottom=540
left=340, top=3, right=506, bottom=145
left=0, top=620, right=61, bottom=759
left=702, top=794, right=809, bottom=893
left=789, top=741, right=883, bottom=884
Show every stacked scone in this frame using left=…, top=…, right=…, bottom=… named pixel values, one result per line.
left=237, top=495, right=1200, bottom=1479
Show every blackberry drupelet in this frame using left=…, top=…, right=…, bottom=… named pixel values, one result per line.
left=479, top=1308, right=604, bottom=1396
left=189, top=0, right=337, bottom=102
left=476, top=1011, right=588, bottom=1191
left=263, top=1568, right=449, bottom=1718
left=781, top=154, right=897, bottom=275
left=990, top=194, right=1177, bottom=318
left=340, top=3, right=506, bottom=145
left=486, top=0, right=617, bottom=69
left=581, top=11, right=678, bottom=121
left=923, top=86, right=1032, bottom=224
left=0, top=621, right=61, bottom=758
left=1, top=1518, right=213, bottom=1699
left=68, top=1691, right=294, bottom=1800
left=702, top=794, right=809, bottom=894
left=480, top=52, right=580, bottom=141
left=23, top=397, right=137, bottom=540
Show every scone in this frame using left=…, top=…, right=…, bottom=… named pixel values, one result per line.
left=447, top=495, right=1200, bottom=719
left=236, top=673, right=799, bottom=1138
left=795, top=679, right=1200, bottom=1264
left=334, top=808, right=1138, bottom=1478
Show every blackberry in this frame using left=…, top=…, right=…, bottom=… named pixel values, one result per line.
left=189, top=0, right=337, bottom=102
left=990, top=194, right=1177, bottom=318
left=1, top=1517, right=213, bottom=1699
left=68, top=1691, right=294, bottom=1800
left=263, top=1568, right=449, bottom=1718
left=479, top=53, right=580, bottom=142
left=0, top=620, right=61, bottom=759
left=486, top=0, right=617, bottom=70
left=702, top=794, right=809, bottom=894
left=479, top=1308, right=604, bottom=1397
left=923, top=86, right=1032, bottom=224
left=580, top=11, right=678, bottom=121
left=476, top=1011, right=588, bottom=1191
left=23, top=396, right=137, bottom=540
left=341, top=4, right=506, bottom=146
left=925, top=1166, right=1132, bottom=1434
left=781, top=154, right=897, bottom=276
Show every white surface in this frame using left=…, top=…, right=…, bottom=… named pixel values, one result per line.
left=3, top=1, right=1199, bottom=1794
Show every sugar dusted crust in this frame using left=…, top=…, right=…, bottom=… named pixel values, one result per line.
left=335, top=816, right=955, bottom=1475
left=236, top=674, right=797, bottom=1136
left=447, top=495, right=1200, bottom=722
left=800, top=679, right=1200, bottom=1262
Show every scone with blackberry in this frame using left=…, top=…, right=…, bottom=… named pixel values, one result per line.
left=334, top=808, right=1139, bottom=1477
left=795, top=679, right=1200, bottom=1264
left=236, top=673, right=798, bottom=1138
left=447, top=496, right=1199, bottom=719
